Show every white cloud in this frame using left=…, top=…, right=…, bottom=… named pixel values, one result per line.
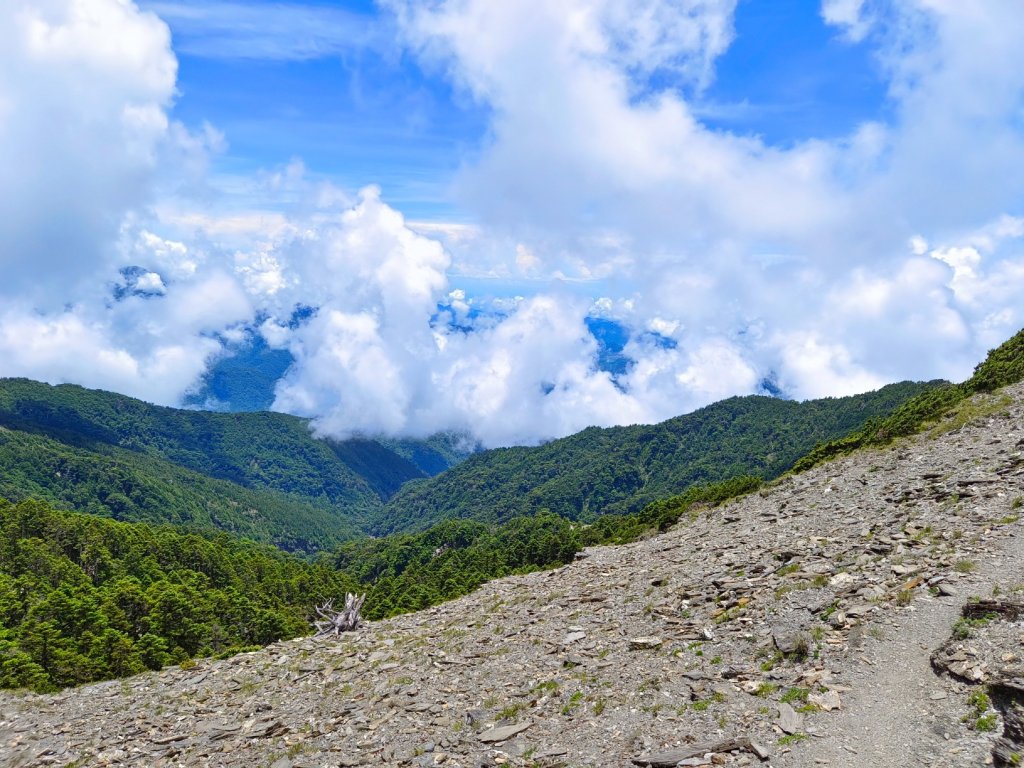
left=139, top=1, right=380, bottom=61
left=0, top=0, right=177, bottom=304
left=0, top=304, right=222, bottom=405
left=821, top=0, right=872, bottom=42
left=3, top=0, right=1024, bottom=450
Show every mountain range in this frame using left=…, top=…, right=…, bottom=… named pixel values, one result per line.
left=0, top=377, right=939, bottom=549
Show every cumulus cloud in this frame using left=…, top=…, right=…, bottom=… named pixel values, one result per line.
left=0, top=0, right=177, bottom=303
left=2, top=0, right=1024, bottom=448
left=0, top=0, right=256, bottom=405
left=365, top=0, right=1024, bottom=418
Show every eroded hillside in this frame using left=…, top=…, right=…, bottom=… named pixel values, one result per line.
left=2, top=385, right=1024, bottom=767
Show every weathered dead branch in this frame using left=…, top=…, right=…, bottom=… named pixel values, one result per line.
left=312, top=593, right=366, bottom=637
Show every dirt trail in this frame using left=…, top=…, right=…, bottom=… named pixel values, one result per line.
left=781, top=514, right=1024, bottom=767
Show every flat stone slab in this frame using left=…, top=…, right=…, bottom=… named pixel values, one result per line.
left=479, top=721, right=532, bottom=743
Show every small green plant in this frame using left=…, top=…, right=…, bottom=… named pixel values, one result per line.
left=954, top=559, right=977, bottom=573
left=780, top=687, right=810, bottom=704
left=592, top=697, right=607, bottom=715
left=895, top=589, right=913, bottom=606
left=638, top=676, right=662, bottom=692
left=760, top=651, right=783, bottom=672
left=778, top=733, right=808, bottom=746
left=953, top=613, right=998, bottom=640
left=1012, top=496, right=1023, bottom=509
left=753, top=682, right=778, bottom=698
left=532, top=680, right=559, bottom=694
left=710, top=655, right=723, bottom=665
left=497, top=703, right=524, bottom=720
left=976, top=713, right=999, bottom=732
left=560, top=691, right=584, bottom=716
left=964, top=689, right=998, bottom=731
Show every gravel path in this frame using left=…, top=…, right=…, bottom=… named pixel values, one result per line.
left=781, top=498, right=1024, bottom=767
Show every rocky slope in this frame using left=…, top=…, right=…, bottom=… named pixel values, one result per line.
left=3, top=385, right=1024, bottom=768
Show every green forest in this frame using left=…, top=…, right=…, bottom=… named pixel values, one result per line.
left=377, top=380, right=942, bottom=534
left=0, top=497, right=356, bottom=692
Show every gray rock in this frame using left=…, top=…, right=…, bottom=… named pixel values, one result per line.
left=628, top=636, right=664, bottom=650
left=773, top=630, right=811, bottom=656
left=478, top=721, right=532, bottom=743
left=778, top=703, right=804, bottom=734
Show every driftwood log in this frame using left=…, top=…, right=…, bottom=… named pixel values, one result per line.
left=313, top=593, right=366, bottom=637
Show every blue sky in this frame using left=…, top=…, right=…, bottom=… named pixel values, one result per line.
left=150, top=0, right=889, bottom=219
left=2, top=0, right=1023, bottom=446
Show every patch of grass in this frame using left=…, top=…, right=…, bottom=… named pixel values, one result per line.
left=713, top=606, right=744, bottom=624
left=965, top=689, right=999, bottom=732
left=687, top=691, right=726, bottom=713
left=497, top=703, right=525, bottom=720
left=775, top=575, right=828, bottom=599
left=637, top=677, right=662, bottom=692
left=760, top=651, right=783, bottom=672
left=780, top=687, right=810, bottom=704
left=976, top=713, right=999, bottom=732
left=560, top=691, right=584, bottom=716
left=929, top=393, right=1013, bottom=437
left=778, top=733, right=808, bottom=746
left=954, top=559, right=978, bottom=573
left=532, top=680, right=559, bottom=694
left=753, top=683, right=778, bottom=698
left=953, top=613, right=998, bottom=640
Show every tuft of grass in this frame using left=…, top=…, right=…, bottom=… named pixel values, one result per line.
left=560, top=691, right=584, bottom=716
left=954, top=559, right=978, bottom=573
left=780, top=687, right=810, bottom=704
left=497, top=703, right=524, bottom=720
left=778, top=733, right=808, bottom=746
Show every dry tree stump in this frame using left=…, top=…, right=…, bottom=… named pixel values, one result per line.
left=313, top=593, right=366, bottom=637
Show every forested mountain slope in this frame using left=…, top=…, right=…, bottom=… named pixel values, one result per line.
left=0, top=379, right=463, bottom=500
left=0, top=379, right=471, bottom=550
left=373, top=380, right=944, bottom=534
left=0, top=497, right=358, bottom=692
left=0, top=426, right=363, bottom=551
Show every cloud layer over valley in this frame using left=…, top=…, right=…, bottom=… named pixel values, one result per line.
left=1, top=0, right=1022, bottom=447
